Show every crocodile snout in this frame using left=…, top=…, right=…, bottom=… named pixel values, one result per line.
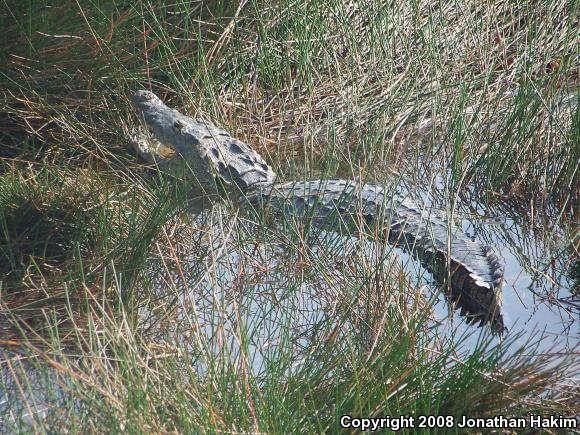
left=132, top=90, right=159, bottom=106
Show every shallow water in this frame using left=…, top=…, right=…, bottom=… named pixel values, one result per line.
left=417, top=213, right=577, bottom=354
left=160, top=187, right=578, bottom=376
left=395, top=173, right=578, bottom=354
left=1, top=183, right=577, bottom=424
left=467, top=216, right=576, bottom=346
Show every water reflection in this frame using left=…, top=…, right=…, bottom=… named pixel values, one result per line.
left=396, top=172, right=577, bottom=352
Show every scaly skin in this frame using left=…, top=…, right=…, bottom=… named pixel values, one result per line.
left=131, top=90, right=505, bottom=333
left=131, top=90, right=275, bottom=195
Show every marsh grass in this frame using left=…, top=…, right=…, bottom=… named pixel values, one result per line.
left=1, top=0, right=578, bottom=431
left=0, top=166, right=180, bottom=341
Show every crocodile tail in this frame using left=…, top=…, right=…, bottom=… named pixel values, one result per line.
left=250, top=179, right=505, bottom=334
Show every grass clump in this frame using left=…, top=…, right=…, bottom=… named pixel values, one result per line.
left=0, top=166, right=179, bottom=343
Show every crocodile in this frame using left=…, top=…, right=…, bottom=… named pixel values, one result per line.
left=130, top=90, right=506, bottom=333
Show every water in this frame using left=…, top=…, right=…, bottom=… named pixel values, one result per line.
left=1, top=185, right=577, bottom=424
left=153, top=192, right=577, bottom=375
left=396, top=173, right=578, bottom=353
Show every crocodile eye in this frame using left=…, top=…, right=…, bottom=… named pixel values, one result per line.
left=173, top=120, right=186, bottom=132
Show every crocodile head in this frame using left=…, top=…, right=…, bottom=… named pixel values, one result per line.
left=131, top=90, right=276, bottom=194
